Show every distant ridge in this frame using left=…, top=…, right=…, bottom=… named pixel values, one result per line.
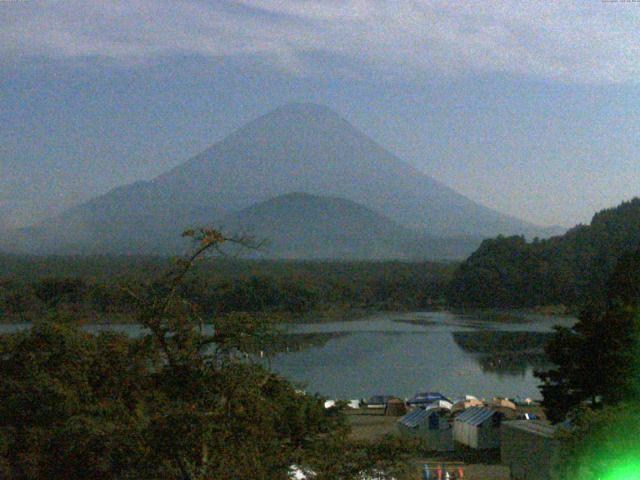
left=221, top=192, right=480, bottom=260
left=12, top=103, right=557, bottom=256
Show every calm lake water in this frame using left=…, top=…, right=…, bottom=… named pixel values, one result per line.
left=268, top=310, right=575, bottom=401
left=0, top=310, right=575, bottom=401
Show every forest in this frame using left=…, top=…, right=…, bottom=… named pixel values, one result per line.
left=0, top=226, right=638, bottom=479
left=0, top=255, right=454, bottom=323
left=447, top=198, right=640, bottom=308
left=3, top=198, right=640, bottom=320
left=0, top=229, right=417, bottom=480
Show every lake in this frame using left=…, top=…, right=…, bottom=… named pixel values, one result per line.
left=267, top=310, right=575, bottom=400
left=0, top=310, right=575, bottom=401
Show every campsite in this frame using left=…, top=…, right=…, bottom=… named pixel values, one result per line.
left=339, top=393, right=553, bottom=480
left=3, top=4, right=639, bottom=472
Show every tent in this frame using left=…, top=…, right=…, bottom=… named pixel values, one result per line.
left=452, top=395, right=478, bottom=403
left=491, top=397, right=516, bottom=410
left=407, top=392, right=451, bottom=408
left=428, top=399, right=453, bottom=410
left=398, top=409, right=454, bottom=451
left=490, top=398, right=518, bottom=419
left=384, top=398, right=408, bottom=416
left=451, top=398, right=484, bottom=414
left=453, top=406, right=504, bottom=449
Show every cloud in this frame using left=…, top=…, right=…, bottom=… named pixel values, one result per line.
left=1, top=0, right=639, bottom=84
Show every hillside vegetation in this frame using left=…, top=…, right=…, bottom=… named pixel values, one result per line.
left=4, top=198, right=639, bottom=318
left=0, top=256, right=454, bottom=323
left=222, top=193, right=479, bottom=260
left=448, top=198, right=640, bottom=308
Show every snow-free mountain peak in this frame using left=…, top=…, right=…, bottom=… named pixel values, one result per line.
left=11, top=104, right=557, bottom=257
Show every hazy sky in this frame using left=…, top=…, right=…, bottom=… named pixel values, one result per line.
left=1, top=0, right=639, bottom=228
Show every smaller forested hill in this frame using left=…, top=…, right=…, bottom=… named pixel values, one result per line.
left=222, top=192, right=479, bottom=260
left=447, top=198, right=640, bottom=308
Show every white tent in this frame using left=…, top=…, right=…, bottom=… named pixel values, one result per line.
left=428, top=400, right=453, bottom=410
left=451, top=398, right=484, bottom=414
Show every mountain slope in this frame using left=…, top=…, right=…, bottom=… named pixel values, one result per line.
left=153, top=103, right=543, bottom=236
left=448, top=197, right=640, bottom=307
left=14, top=103, right=553, bottom=255
left=221, top=193, right=480, bottom=260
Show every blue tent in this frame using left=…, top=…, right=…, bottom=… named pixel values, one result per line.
left=407, top=392, right=450, bottom=407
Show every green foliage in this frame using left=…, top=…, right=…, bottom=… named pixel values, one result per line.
left=554, top=403, right=640, bottom=480
left=32, top=278, right=87, bottom=308
left=537, top=306, right=640, bottom=422
left=539, top=248, right=640, bottom=477
left=606, top=247, right=640, bottom=308
left=536, top=248, right=640, bottom=422
left=307, top=434, right=412, bottom=480
left=0, top=257, right=453, bottom=323
left=0, top=321, right=152, bottom=479
left=448, top=198, right=640, bottom=308
left=0, top=230, right=412, bottom=479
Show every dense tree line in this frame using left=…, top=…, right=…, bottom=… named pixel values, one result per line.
left=536, top=246, right=640, bottom=422
left=4, top=198, right=640, bottom=316
left=448, top=198, right=640, bottom=308
left=535, top=248, right=640, bottom=479
left=0, top=259, right=453, bottom=323
left=0, top=229, right=412, bottom=479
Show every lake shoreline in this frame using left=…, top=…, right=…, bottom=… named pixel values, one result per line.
left=0, top=304, right=574, bottom=326
left=0, top=311, right=574, bottom=399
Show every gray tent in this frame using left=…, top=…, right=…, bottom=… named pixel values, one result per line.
left=501, top=420, right=558, bottom=480
left=453, top=406, right=504, bottom=449
left=397, top=409, right=453, bottom=452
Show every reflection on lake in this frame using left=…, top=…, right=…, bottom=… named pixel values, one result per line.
left=267, top=311, right=574, bottom=400
left=0, top=310, right=574, bottom=401
left=263, top=332, right=350, bottom=354
left=451, top=331, right=554, bottom=377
